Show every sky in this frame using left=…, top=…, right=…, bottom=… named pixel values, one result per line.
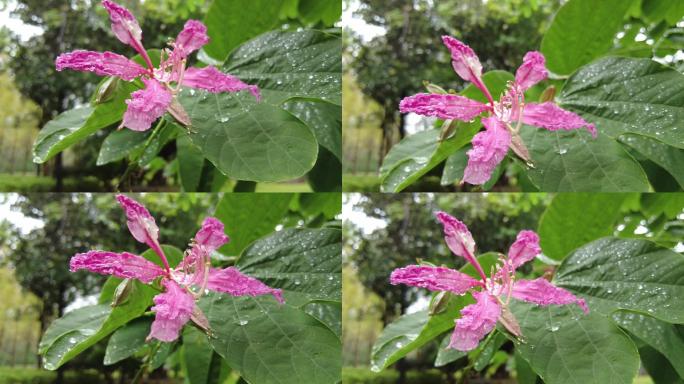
left=342, top=0, right=385, bottom=42
left=0, top=1, right=44, bottom=42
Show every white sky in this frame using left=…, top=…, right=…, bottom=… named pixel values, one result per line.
left=343, top=0, right=385, bottom=42
left=0, top=1, right=44, bottom=41
left=0, top=194, right=44, bottom=234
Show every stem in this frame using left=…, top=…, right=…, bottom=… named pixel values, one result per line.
left=131, top=341, right=162, bottom=384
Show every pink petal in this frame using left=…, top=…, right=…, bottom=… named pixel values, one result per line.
left=115, top=194, right=170, bottom=271
left=149, top=279, right=195, bottom=342
left=101, top=0, right=152, bottom=69
left=55, top=50, right=147, bottom=81
left=511, top=278, right=589, bottom=314
left=69, top=250, right=164, bottom=283
left=523, top=102, right=597, bottom=138
left=182, top=66, right=260, bottom=101
left=507, top=230, right=541, bottom=269
left=435, top=212, right=489, bottom=282
left=515, top=51, right=548, bottom=91
left=389, top=265, right=482, bottom=295
left=449, top=291, right=500, bottom=351
left=463, top=116, right=511, bottom=185
left=206, top=267, right=284, bottom=304
left=194, top=217, right=229, bottom=251
left=172, top=20, right=209, bottom=59
left=102, top=0, right=142, bottom=45
left=399, top=93, right=489, bottom=121
left=122, top=78, right=173, bottom=131
left=441, top=36, right=494, bottom=105
left=176, top=217, right=229, bottom=286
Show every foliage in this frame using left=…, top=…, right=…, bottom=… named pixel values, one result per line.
left=22, top=193, right=341, bottom=384
left=1, top=0, right=342, bottom=191
left=357, top=192, right=684, bottom=383
left=348, top=0, right=684, bottom=191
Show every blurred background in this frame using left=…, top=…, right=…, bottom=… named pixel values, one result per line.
left=342, top=193, right=684, bottom=383
left=342, top=0, right=684, bottom=192
left=0, top=192, right=340, bottom=383
left=0, top=0, right=340, bottom=193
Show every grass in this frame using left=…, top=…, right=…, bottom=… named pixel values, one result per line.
left=0, top=367, right=106, bottom=384
left=0, top=174, right=106, bottom=192
left=343, top=173, right=381, bottom=192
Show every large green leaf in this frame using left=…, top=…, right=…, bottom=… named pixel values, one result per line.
left=33, top=81, right=137, bottom=163
left=540, top=0, right=634, bottom=75
left=613, top=310, right=684, bottom=378
left=380, top=71, right=513, bottom=192
left=620, top=134, right=684, bottom=189
left=370, top=295, right=471, bottom=372
left=555, top=237, right=684, bottom=323
left=39, top=278, right=155, bottom=370
left=97, top=129, right=149, bottom=166
left=181, top=327, right=230, bottom=384
left=237, top=228, right=341, bottom=304
left=284, top=99, right=341, bottom=160
left=440, top=146, right=469, bottom=186
left=180, top=92, right=318, bottom=182
left=538, top=193, right=629, bottom=260
left=298, top=0, right=342, bottom=25
left=200, top=294, right=341, bottom=384
left=638, top=345, right=684, bottom=384
left=224, top=29, right=341, bottom=105
left=508, top=302, right=639, bottom=384
left=104, top=317, right=151, bottom=365
left=559, top=57, right=684, bottom=150
left=176, top=134, right=205, bottom=192
left=214, top=194, right=293, bottom=256
left=202, top=0, right=285, bottom=61
left=521, top=129, right=650, bottom=191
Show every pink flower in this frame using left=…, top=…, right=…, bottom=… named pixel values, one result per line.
left=390, top=211, right=588, bottom=351
left=55, top=1, right=260, bottom=132
left=399, top=37, right=597, bottom=185
left=70, top=195, right=283, bottom=342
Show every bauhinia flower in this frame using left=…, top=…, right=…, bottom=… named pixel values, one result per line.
left=70, top=195, right=283, bottom=342
left=399, top=36, right=597, bottom=185
left=55, top=0, right=260, bottom=132
left=390, top=211, right=588, bottom=351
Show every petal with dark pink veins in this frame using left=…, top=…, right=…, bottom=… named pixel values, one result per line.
left=69, top=250, right=164, bottom=283
left=449, top=291, right=501, bottom=351
left=207, top=267, right=284, bottom=304
left=55, top=50, right=147, bottom=81
left=148, top=279, right=195, bottom=342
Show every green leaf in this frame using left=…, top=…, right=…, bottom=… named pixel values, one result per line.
left=176, top=134, right=205, bottom=192
left=538, top=193, right=629, bottom=260
left=371, top=295, right=471, bottom=372
left=225, top=29, right=341, bottom=105
left=508, top=302, right=639, bottom=384
left=308, top=146, right=342, bottom=191
left=182, top=327, right=229, bottom=384
left=33, top=81, right=136, bottom=163
left=379, top=71, right=514, bottom=192
left=642, top=0, right=684, bottom=24
left=440, top=146, right=469, bottom=186
left=104, top=317, right=151, bottom=365
left=298, top=0, right=342, bottom=25
left=638, top=345, right=684, bottom=384
left=284, top=100, right=341, bottom=160
left=202, top=0, right=285, bottom=61
left=473, top=331, right=507, bottom=371
left=97, top=129, right=149, bottom=166
left=612, top=311, right=684, bottom=378
left=434, top=333, right=466, bottom=367
left=555, top=237, right=684, bottom=323
left=540, top=0, right=635, bottom=75
left=559, top=57, right=684, bottom=150
left=298, top=192, right=342, bottom=219
left=302, top=300, right=341, bottom=338
left=521, top=129, right=650, bottom=191
left=200, top=294, right=341, bottom=384
left=620, top=134, right=684, bottom=189
left=179, top=93, right=318, bottom=182
left=237, top=228, right=341, bottom=304
left=214, top=194, right=293, bottom=256
left=39, top=278, right=155, bottom=370
left=514, top=350, right=539, bottom=384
